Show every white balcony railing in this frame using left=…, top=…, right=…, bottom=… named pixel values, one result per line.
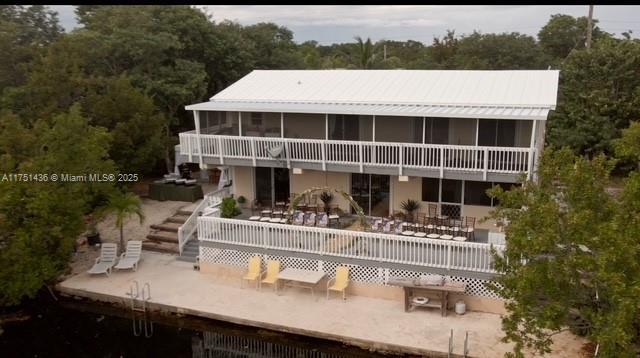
left=198, top=217, right=505, bottom=274
left=180, top=133, right=532, bottom=177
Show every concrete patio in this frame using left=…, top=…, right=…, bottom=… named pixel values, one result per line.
left=58, top=251, right=587, bottom=357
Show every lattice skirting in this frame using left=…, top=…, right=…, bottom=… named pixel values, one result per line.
left=200, top=246, right=503, bottom=300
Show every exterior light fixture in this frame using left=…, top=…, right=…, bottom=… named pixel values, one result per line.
left=293, top=168, right=303, bottom=175
left=398, top=175, right=409, bottom=182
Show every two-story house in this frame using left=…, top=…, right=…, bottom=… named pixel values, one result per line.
left=179, top=70, right=557, bottom=231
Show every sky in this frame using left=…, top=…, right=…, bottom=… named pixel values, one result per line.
left=52, top=5, right=640, bottom=44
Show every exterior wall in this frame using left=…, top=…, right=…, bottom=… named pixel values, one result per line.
left=289, top=169, right=351, bottom=211
left=233, top=166, right=254, bottom=202
left=283, top=113, right=325, bottom=139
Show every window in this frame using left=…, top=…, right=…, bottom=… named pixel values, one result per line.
left=441, top=179, right=462, bottom=203
left=421, top=177, right=439, bottom=202
left=478, top=119, right=522, bottom=147
left=464, top=180, right=493, bottom=206
left=424, top=118, right=449, bottom=144
left=250, top=112, right=263, bottom=126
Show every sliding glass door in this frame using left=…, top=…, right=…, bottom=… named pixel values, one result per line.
left=255, top=167, right=290, bottom=207
left=351, top=174, right=390, bottom=217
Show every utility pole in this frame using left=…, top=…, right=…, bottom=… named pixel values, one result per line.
left=586, top=5, right=594, bottom=49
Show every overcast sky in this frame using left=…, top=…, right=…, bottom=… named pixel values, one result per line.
left=52, top=5, right=640, bottom=44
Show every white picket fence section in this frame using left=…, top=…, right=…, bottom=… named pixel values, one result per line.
left=177, top=187, right=231, bottom=255
left=179, top=133, right=532, bottom=177
left=198, top=217, right=505, bottom=274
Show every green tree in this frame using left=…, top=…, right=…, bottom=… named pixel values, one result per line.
left=242, top=22, right=304, bottom=70
left=0, top=5, right=62, bottom=91
left=488, top=147, right=640, bottom=357
left=99, top=191, right=144, bottom=251
left=614, top=121, right=640, bottom=171
left=547, top=38, right=640, bottom=157
left=353, top=36, right=376, bottom=69
left=453, top=31, right=548, bottom=70
left=0, top=105, right=116, bottom=306
left=429, top=30, right=458, bottom=69
left=538, top=14, right=610, bottom=63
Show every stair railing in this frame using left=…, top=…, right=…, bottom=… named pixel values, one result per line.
left=178, top=187, right=230, bottom=255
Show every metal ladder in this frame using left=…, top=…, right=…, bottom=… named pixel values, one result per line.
left=128, top=280, right=153, bottom=338
left=448, top=329, right=470, bottom=357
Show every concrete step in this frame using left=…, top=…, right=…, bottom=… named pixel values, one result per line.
left=150, top=222, right=182, bottom=233
left=176, top=209, right=194, bottom=216
left=146, top=232, right=178, bottom=243
left=142, top=241, right=178, bottom=254
left=166, top=215, right=189, bottom=224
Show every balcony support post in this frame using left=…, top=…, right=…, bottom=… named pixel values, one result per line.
left=250, top=137, right=256, bottom=166
left=193, top=110, right=203, bottom=166
left=218, top=137, right=224, bottom=165
left=439, top=147, right=444, bottom=178
left=281, top=113, right=284, bottom=138
left=285, top=140, right=291, bottom=169
left=528, top=119, right=537, bottom=180
left=483, top=148, right=489, bottom=181
left=398, top=144, right=404, bottom=175
left=321, top=142, right=326, bottom=171
left=359, top=142, right=363, bottom=173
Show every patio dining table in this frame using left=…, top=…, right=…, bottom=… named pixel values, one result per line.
left=276, top=268, right=326, bottom=300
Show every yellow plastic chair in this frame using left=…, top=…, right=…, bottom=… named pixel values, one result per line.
left=326, top=266, right=350, bottom=301
left=242, top=256, right=262, bottom=290
left=260, top=260, right=281, bottom=292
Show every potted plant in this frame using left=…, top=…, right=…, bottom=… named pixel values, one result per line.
left=400, top=199, right=421, bottom=223
left=237, top=195, right=247, bottom=209
left=221, top=197, right=242, bottom=218
left=320, top=191, right=333, bottom=213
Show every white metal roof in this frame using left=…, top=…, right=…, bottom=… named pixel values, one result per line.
left=186, top=70, right=559, bottom=121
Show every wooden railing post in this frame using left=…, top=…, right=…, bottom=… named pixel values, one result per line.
left=446, top=244, right=452, bottom=270
left=359, top=142, right=364, bottom=173
left=321, top=142, right=326, bottom=171
left=250, top=137, right=257, bottom=166
left=483, top=148, right=489, bottom=181
left=187, top=135, right=193, bottom=163
left=285, top=140, right=291, bottom=169
left=527, top=148, right=534, bottom=180
left=217, top=137, right=224, bottom=165
left=398, top=144, right=404, bottom=175
left=439, top=147, right=444, bottom=178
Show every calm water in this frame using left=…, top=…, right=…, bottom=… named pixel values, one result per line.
left=0, top=295, right=412, bottom=358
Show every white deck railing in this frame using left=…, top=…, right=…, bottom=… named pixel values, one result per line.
left=177, top=187, right=231, bottom=255
left=179, top=133, right=532, bottom=177
left=198, top=217, right=505, bottom=274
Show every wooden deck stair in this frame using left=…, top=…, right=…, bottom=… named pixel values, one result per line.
left=143, top=210, right=193, bottom=255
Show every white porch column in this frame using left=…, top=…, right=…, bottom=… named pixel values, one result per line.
left=475, top=118, right=479, bottom=146
left=238, top=111, right=242, bottom=136
left=422, top=117, right=426, bottom=144
left=325, top=113, right=329, bottom=139
left=280, top=113, right=284, bottom=138
left=372, top=115, right=376, bottom=141
left=193, top=110, right=203, bottom=168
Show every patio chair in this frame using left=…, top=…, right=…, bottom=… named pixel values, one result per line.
left=327, top=266, right=350, bottom=301
left=317, top=213, right=329, bottom=227
left=463, top=216, right=476, bottom=241
left=251, top=199, right=262, bottom=216
left=114, top=240, right=142, bottom=271
left=304, top=212, right=317, bottom=226
left=293, top=211, right=305, bottom=225
left=260, top=260, right=281, bottom=292
left=87, top=243, right=118, bottom=276
left=427, top=203, right=438, bottom=218
left=382, top=220, right=392, bottom=233
left=242, top=256, right=262, bottom=290
left=438, top=217, right=453, bottom=240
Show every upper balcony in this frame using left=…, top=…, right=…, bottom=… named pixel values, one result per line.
left=178, top=111, right=539, bottom=182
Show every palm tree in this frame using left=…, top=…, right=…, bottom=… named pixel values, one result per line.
left=101, top=191, right=144, bottom=251
left=354, top=36, right=376, bottom=69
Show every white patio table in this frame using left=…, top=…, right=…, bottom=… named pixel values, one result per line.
left=276, top=268, right=326, bottom=300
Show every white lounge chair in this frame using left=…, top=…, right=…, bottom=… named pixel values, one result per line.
left=114, top=240, right=142, bottom=271
left=88, top=243, right=118, bottom=276
left=317, top=213, right=328, bottom=227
